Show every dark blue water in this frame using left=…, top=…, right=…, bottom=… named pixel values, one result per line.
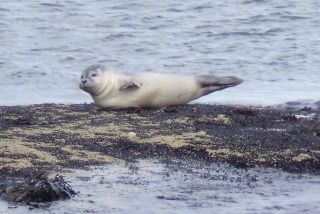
left=0, top=0, right=319, bottom=105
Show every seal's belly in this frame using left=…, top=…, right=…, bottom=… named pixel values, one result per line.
left=94, top=74, right=201, bottom=108
left=136, top=76, right=200, bottom=107
left=97, top=86, right=198, bottom=108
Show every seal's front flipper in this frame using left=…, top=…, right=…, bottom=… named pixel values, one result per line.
left=119, top=79, right=142, bottom=91
left=197, top=75, right=243, bottom=96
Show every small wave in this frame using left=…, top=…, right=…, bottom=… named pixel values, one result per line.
left=195, top=24, right=219, bottom=29
left=0, top=7, right=10, bottom=12
left=281, top=15, right=310, bottom=20
left=59, top=57, right=75, bottom=62
left=110, top=3, right=142, bottom=10
left=39, top=3, right=65, bottom=7
left=35, top=26, right=50, bottom=30
left=142, top=16, right=164, bottom=22
left=166, top=55, right=184, bottom=59
left=243, top=0, right=267, bottom=4
left=119, top=23, right=138, bottom=29
left=250, top=15, right=266, bottom=20
left=30, top=47, right=65, bottom=52
left=163, top=64, right=185, bottom=68
left=166, top=8, right=185, bottom=12
left=134, top=48, right=147, bottom=53
left=68, top=12, right=93, bottom=17
left=149, top=24, right=168, bottom=30
left=205, top=28, right=283, bottom=38
left=189, top=5, right=212, bottom=11
left=94, top=23, right=113, bottom=28
left=9, top=70, right=47, bottom=79
left=104, top=33, right=135, bottom=40
left=264, top=28, right=284, bottom=34
left=243, top=14, right=282, bottom=24
left=65, top=48, right=93, bottom=53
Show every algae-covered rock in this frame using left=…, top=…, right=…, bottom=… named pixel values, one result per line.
left=0, top=103, right=319, bottom=174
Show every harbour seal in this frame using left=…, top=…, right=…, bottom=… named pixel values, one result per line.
left=79, top=64, right=243, bottom=109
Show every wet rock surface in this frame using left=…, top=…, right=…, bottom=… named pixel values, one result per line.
left=0, top=174, right=76, bottom=208
left=0, top=103, right=319, bottom=176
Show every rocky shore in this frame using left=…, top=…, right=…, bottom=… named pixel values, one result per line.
left=0, top=103, right=319, bottom=178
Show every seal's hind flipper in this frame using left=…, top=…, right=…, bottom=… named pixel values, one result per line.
left=197, top=75, right=243, bottom=96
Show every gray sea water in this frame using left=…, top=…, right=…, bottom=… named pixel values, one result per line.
left=0, top=0, right=319, bottom=106
left=1, top=160, right=320, bottom=214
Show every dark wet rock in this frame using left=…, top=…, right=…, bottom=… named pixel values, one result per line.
left=1, top=115, right=53, bottom=128
left=77, top=176, right=91, bottom=182
left=281, top=114, right=298, bottom=122
left=11, top=117, right=34, bottom=126
left=7, top=204, right=17, bottom=209
left=233, top=107, right=259, bottom=116
left=286, top=101, right=301, bottom=106
left=1, top=174, right=76, bottom=207
left=162, top=106, right=179, bottom=113
left=300, top=106, right=313, bottom=112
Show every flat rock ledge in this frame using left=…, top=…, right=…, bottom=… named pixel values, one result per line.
left=0, top=103, right=319, bottom=176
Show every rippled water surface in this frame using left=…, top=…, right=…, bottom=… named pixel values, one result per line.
left=0, top=0, right=319, bottom=105
left=1, top=160, right=319, bottom=213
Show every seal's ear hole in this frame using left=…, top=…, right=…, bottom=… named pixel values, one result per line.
left=91, top=74, right=97, bottom=77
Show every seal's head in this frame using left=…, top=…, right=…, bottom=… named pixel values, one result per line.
left=79, top=64, right=106, bottom=96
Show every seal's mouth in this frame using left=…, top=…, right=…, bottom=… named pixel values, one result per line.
left=80, top=84, right=95, bottom=95
left=79, top=83, right=88, bottom=91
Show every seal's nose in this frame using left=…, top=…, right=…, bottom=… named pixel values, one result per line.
left=82, top=80, right=87, bottom=84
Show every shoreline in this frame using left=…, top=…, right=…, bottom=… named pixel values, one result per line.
left=0, top=103, right=319, bottom=178
left=1, top=99, right=320, bottom=108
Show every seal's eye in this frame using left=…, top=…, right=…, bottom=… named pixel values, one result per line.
left=81, top=75, right=84, bottom=78
left=91, top=73, right=97, bottom=77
